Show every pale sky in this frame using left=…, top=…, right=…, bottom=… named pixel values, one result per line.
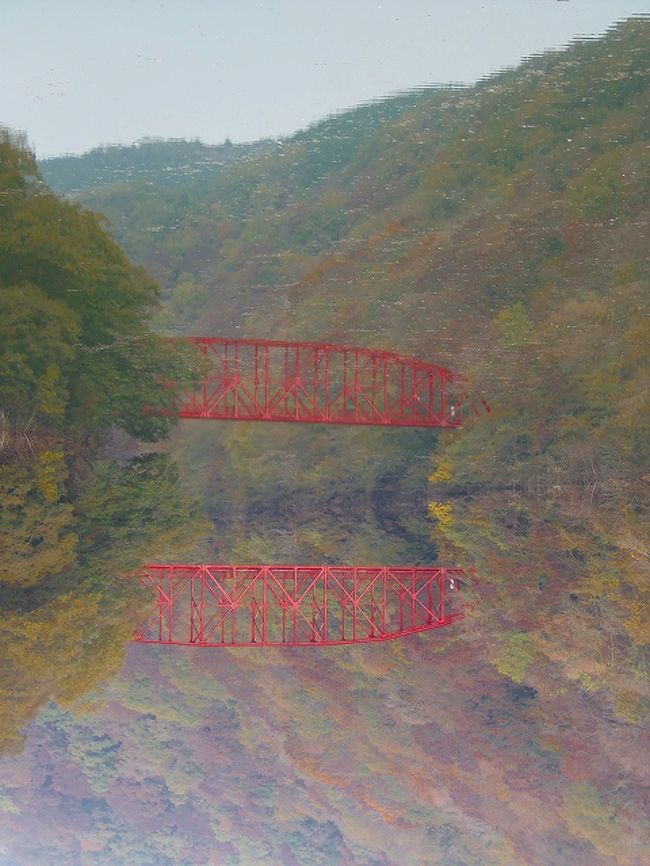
left=2, top=0, right=650, bottom=158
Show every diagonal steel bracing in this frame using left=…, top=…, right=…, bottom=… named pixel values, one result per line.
left=159, top=338, right=471, bottom=428
left=129, top=565, right=464, bottom=647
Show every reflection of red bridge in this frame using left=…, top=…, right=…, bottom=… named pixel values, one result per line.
left=165, top=338, right=474, bottom=428
left=131, top=565, right=464, bottom=647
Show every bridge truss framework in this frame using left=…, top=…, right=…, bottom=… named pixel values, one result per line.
left=168, top=337, right=469, bottom=428
left=131, top=565, right=464, bottom=647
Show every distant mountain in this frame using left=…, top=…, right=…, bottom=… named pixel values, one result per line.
left=39, top=89, right=431, bottom=199
left=39, top=136, right=279, bottom=194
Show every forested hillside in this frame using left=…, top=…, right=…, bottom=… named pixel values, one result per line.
left=0, top=130, right=208, bottom=754
left=1, top=16, right=647, bottom=866
left=40, top=136, right=279, bottom=194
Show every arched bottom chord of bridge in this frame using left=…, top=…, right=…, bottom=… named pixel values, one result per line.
left=130, top=565, right=464, bottom=647
left=158, top=338, right=483, bottom=428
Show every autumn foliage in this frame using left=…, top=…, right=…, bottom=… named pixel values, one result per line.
left=1, top=18, right=649, bottom=866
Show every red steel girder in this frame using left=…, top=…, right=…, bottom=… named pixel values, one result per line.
left=129, top=565, right=465, bottom=647
left=165, top=338, right=467, bottom=428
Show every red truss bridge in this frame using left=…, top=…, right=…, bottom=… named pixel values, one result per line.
left=161, top=338, right=478, bottom=428
left=130, top=565, right=464, bottom=647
